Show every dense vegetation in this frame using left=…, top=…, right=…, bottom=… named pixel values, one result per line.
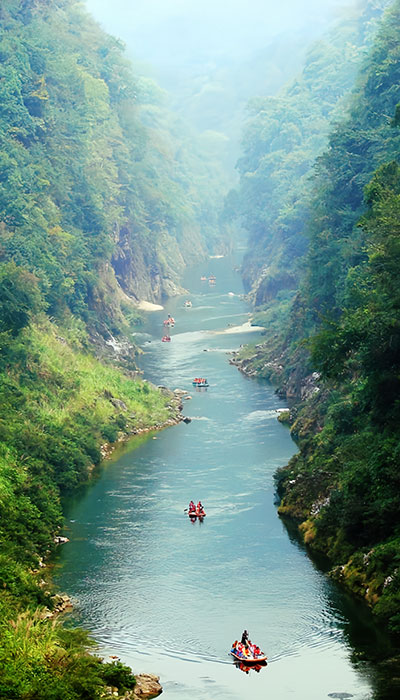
left=236, top=0, right=400, bottom=634
left=234, top=0, right=391, bottom=306
left=0, top=0, right=231, bottom=335
left=0, top=0, right=220, bottom=697
left=277, top=159, right=400, bottom=635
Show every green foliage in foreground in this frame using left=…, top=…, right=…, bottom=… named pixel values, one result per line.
left=0, top=317, right=174, bottom=697
left=0, top=601, right=135, bottom=699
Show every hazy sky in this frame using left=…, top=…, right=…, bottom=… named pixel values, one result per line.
left=85, top=0, right=350, bottom=64
left=84, top=0, right=354, bottom=163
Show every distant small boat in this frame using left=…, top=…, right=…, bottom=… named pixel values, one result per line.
left=188, top=511, right=206, bottom=518
left=161, top=335, right=171, bottom=342
left=200, top=276, right=207, bottom=281
left=183, top=300, right=192, bottom=308
left=192, top=378, right=209, bottom=387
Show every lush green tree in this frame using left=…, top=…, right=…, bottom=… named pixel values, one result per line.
left=0, top=262, right=44, bottom=336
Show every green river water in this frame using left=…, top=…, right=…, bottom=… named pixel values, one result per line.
left=55, top=254, right=398, bottom=700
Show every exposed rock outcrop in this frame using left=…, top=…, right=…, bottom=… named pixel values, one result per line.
left=130, top=673, right=162, bottom=698
left=54, top=535, right=69, bottom=544
left=40, top=593, right=73, bottom=620
left=106, top=673, right=162, bottom=698
left=229, top=345, right=320, bottom=402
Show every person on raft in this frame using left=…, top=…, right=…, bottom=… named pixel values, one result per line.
left=188, top=500, right=196, bottom=514
left=196, top=501, right=205, bottom=516
left=241, top=630, right=249, bottom=645
left=232, top=637, right=264, bottom=659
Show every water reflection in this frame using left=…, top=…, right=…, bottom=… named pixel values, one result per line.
left=233, top=659, right=267, bottom=674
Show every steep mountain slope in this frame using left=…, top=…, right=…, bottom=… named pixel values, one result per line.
left=235, top=0, right=391, bottom=306
left=235, top=0, right=400, bottom=633
left=275, top=0, right=400, bottom=630
left=0, top=0, right=228, bottom=337
left=0, top=2, right=214, bottom=697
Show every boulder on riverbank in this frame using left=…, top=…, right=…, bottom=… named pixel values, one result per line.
left=54, top=535, right=69, bottom=544
left=277, top=409, right=291, bottom=425
left=40, top=593, right=73, bottom=620
left=52, top=593, right=73, bottom=614
left=125, top=673, right=162, bottom=698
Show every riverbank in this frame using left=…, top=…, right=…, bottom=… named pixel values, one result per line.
left=0, top=315, right=185, bottom=699
left=99, top=388, right=186, bottom=461
left=229, top=334, right=400, bottom=640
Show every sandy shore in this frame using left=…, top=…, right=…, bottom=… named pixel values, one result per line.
left=211, top=321, right=264, bottom=335
left=137, top=300, right=164, bottom=311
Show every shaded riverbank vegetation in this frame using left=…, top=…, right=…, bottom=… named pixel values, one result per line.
left=233, top=0, right=400, bottom=635
left=0, top=0, right=221, bottom=697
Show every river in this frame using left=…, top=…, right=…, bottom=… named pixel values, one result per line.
left=55, top=254, right=396, bottom=700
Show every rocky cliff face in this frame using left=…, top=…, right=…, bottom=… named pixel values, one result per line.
left=112, top=223, right=207, bottom=303
left=229, top=341, right=319, bottom=402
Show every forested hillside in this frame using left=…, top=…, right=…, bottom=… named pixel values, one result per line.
left=236, top=0, right=400, bottom=633
left=0, top=1, right=223, bottom=697
left=0, top=0, right=228, bottom=330
left=234, top=0, right=391, bottom=307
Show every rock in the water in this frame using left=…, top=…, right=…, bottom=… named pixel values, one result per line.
left=183, top=417, right=192, bottom=424
left=48, top=593, right=73, bottom=616
left=129, top=673, right=162, bottom=698
left=54, top=535, right=69, bottom=544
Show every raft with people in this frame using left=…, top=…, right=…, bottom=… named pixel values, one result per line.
left=192, top=378, right=209, bottom=387
left=188, top=511, right=206, bottom=519
left=230, top=650, right=267, bottom=664
left=230, top=632, right=267, bottom=664
left=187, top=501, right=206, bottom=518
left=161, top=335, right=171, bottom=342
left=163, top=314, right=175, bottom=327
